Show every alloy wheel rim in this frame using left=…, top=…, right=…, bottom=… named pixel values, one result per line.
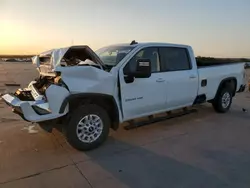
left=222, top=92, right=231, bottom=108
left=76, top=114, right=103, bottom=143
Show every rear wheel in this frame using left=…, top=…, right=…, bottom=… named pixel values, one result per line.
left=65, top=104, right=110, bottom=151
left=212, top=87, right=233, bottom=113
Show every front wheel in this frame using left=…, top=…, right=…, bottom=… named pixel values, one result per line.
left=212, top=87, right=233, bottom=113
left=65, top=104, right=110, bottom=151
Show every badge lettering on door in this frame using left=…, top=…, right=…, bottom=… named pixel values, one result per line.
left=125, top=96, right=143, bottom=102
left=139, top=62, right=149, bottom=66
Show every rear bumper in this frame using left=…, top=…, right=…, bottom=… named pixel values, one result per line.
left=237, top=84, right=246, bottom=93
left=1, top=84, right=70, bottom=122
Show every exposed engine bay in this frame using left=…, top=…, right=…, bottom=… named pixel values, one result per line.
left=34, top=76, right=60, bottom=94
left=14, top=89, right=33, bottom=101
left=13, top=75, right=63, bottom=101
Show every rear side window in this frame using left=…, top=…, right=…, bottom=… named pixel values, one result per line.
left=159, top=47, right=191, bottom=71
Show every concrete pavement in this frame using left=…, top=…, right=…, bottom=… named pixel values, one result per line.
left=1, top=62, right=250, bottom=188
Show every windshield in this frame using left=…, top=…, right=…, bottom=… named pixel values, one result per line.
left=95, top=46, right=135, bottom=67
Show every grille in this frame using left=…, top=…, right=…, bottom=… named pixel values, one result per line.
left=28, top=83, right=41, bottom=99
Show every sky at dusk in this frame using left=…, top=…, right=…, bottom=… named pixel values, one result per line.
left=0, top=0, right=249, bottom=57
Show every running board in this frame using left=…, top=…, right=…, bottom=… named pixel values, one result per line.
left=124, top=108, right=197, bottom=130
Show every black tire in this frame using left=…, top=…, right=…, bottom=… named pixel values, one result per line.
left=212, top=87, right=233, bottom=113
left=65, top=104, right=110, bottom=151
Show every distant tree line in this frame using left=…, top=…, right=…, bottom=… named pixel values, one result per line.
left=196, top=56, right=250, bottom=63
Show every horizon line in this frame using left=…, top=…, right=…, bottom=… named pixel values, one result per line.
left=1, top=54, right=250, bottom=60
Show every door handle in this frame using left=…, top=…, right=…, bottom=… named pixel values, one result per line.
left=189, top=75, right=197, bottom=79
left=156, top=78, right=165, bottom=83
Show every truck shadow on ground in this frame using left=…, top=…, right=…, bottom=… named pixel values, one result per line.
left=198, top=148, right=250, bottom=187
left=80, top=105, right=250, bottom=188
left=83, top=138, right=229, bottom=188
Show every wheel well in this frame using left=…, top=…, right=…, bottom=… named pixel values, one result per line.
left=216, top=78, right=237, bottom=98
left=66, top=95, right=119, bottom=131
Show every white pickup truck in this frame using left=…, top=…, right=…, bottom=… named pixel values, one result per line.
left=1, top=42, right=246, bottom=150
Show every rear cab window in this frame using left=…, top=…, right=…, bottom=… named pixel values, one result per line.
left=159, top=47, right=191, bottom=71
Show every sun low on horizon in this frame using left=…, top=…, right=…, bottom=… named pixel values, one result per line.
left=0, top=20, right=38, bottom=55
left=0, top=0, right=250, bottom=58
left=0, top=18, right=114, bottom=55
left=0, top=18, right=77, bottom=55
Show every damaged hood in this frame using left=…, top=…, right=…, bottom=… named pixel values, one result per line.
left=32, top=48, right=68, bottom=68
left=32, top=45, right=105, bottom=76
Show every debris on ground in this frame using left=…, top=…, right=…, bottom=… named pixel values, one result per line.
left=21, top=125, right=39, bottom=134
left=4, top=83, right=21, bottom=86
left=0, top=118, right=20, bottom=123
left=242, top=108, right=248, bottom=112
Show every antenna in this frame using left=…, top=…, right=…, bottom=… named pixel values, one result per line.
left=130, top=40, right=138, bottom=45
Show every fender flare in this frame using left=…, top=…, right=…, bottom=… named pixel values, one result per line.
left=215, top=77, right=237, bottom=98
left=59, top=93, right=120, bottom=130
left=59, top=93, right=119, bottom=113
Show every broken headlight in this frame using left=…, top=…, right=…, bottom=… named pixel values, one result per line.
left=54, top=76, right=68, bottom=90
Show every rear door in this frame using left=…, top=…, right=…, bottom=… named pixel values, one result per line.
left=159, top=47, right=198, bottom=109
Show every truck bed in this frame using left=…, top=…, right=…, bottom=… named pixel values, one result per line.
left=197, top=62, right=245, bottom=100
left=196, top=59, right=242, bottom=68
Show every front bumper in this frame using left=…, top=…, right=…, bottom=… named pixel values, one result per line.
left=1, top=84, right=70, bottom=122
left=2, top=94, right=29, bottom=121
left=2, top=93, right=52, bottom=122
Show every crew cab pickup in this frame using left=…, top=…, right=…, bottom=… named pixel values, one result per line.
left=1, top=42, right=246, bottom=150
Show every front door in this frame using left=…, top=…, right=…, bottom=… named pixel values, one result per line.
left=119, top=47, right=167, bottom=121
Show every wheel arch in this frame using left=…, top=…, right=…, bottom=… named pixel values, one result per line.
left=59, top=93, right=120, bottom=130
left=215, top=77, right=237, bottom=99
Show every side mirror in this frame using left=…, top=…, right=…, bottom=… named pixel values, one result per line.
left=123, top=59, right=151, bottom=83
left=133, top=59, right=152, bottom=78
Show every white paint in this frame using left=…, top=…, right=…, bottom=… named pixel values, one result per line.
left=1, top=43, right=246, bottom=124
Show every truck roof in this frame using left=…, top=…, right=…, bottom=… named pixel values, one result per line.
left=39, top=42, right=191, bottom=54
left=105, top=42, right=192, bottom=49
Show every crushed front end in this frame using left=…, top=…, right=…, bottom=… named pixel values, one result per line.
left=1, top=45, right=105, bottom=123
left=1, top=76, right=70, bottom=122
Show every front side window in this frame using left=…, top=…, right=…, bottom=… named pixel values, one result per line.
left=95, top=46, right=135, bottom=68
left=159, top=47, right=191, bottom=71
left=124, top=47, right=160, bottom=74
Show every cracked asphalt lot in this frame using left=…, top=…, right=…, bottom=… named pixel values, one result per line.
left=1, top=62, right=250, bottom=188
